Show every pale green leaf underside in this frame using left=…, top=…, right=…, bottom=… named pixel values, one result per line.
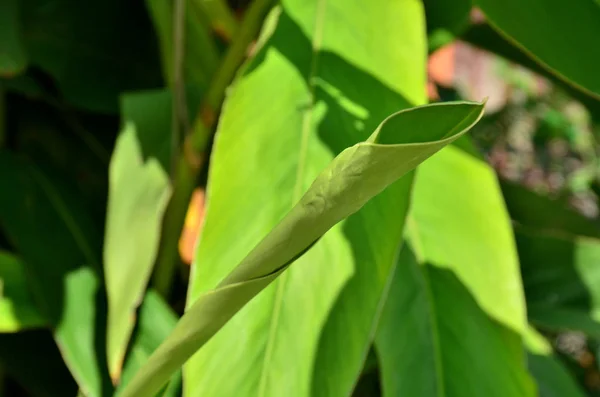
left=104, top=123, right=171, bottom=379
left=120, top=101, right=485, bottom=397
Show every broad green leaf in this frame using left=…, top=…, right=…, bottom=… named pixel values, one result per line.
left=21, top=0, right=162, bottom=112
left=407, top=144, right=527, bottom=334
left=120, top=101, right=485, bottom=397
left=375, top=246, right=535, bottom=397
left=474, top=0, right=600, bottom=98
left=517, top=229, right=600, bottom=337
left=501, top=180, right=600, bottom=239
left=0, top=152, right=112, bottom=396
left=525, top=326, right=586, bottom=397
left=117, top=291, right=180, bottom=397
left=0, top=0, right=28, bottom=75
left=104, top=123, right=171, bottom=380
left=189, top=1, right=428, bottom=396
left=0, top=330, right=78, bottom=396
left=0, top=250, right=46, bottom=332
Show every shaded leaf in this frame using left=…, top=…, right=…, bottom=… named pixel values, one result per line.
left=0, top=152, right=112, bottom=396
left=0, top=0, right=28, bottom=76
left=185, top=2, right=428, bottom=396
left=0, top=250, right=46, bottom=332
left=120, top=87, right=203, bottom=172
left=0, top=329, right=78, bottom=397
left=21, top=0, right=162, bottom=112
left=104, top=124, right=171, bottom=381
left=120, top=101, right=485, bottom=397
left=525, top=326, right=587, bottom=397
left=501, top=180, right=600, bottom=239
left=376, top=246, right=535, bottom=396
left=474, top=0, right=600, bottom=98
left=517, top=229, right=600, bottom=337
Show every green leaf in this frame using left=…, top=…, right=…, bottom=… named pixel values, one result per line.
left=0, top=0, right=28, bottom=76
left=375, top=144, right=534, bottom=396
left=517, top=229, right=600, bottom=338
left=190, top=1, right=428, bottom=396
left=474, top=0, right=600, bottom=98
left=462, top=24, right=600, bottom=119
left=525, top=326, right=586, bottom=397
left=117, top=291, right=180, bottom=397
left=407, top=144, right=527, bottom=334
left=21, top=0, right=162, bottom=112
left=120, top=100, right=485, bottom=397
left=0, top=250, right=46, bottom=332
left=376, top=247, right=535, bottom=397
left=501, top=180, right=600, bottom=239
left=104, top=123, right=171, bottom=381
left=0, top=152, right=112, bottom=396
left=0, top=330, right=79, bottom=397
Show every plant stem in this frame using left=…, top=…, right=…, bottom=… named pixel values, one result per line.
left=191, top=0, right=239, bottom=41
left=152, top=0, right=277, bottom=297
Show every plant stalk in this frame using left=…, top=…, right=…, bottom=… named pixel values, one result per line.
left=152, top=0, right=277, bottom=297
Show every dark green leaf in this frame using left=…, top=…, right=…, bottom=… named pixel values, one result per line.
left=0, top=330, right=78, bottom=397
left=21, top=0, right=162, bottom=112
left=474, top=0, right=600, bottom=98
left=0, top=250, right=46, bottom=332
left=376, top=247, right=535, bottom=397
left=0, top=152, right=112, bottom=396
left=0, top=0, right=28, bottom=76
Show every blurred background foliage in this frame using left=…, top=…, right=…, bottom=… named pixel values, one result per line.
left=2, top=0, right=600, bottom=396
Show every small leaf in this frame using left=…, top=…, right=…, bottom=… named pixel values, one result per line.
left=120, top=101, right=485, bottom=397
left=0, top=250, right=46, bottom=332
left=104, top=123, right=171, bottom=381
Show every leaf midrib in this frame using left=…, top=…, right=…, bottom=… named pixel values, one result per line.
left=256, top=1, right=328, bottom=395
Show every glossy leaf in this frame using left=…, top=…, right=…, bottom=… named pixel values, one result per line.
left=474, top=0, right=600, bottom=98
left=184, top=2, right=428, bottom=396
left=120, top=100, right=485, bottom=397
left=0, top=250, right=46, bottom=332
left=117, top=291, right=180, bottom=397
left=375, top=144, right=533, bottom=396
left=0, top=0, right=28, bottom=75
left=104, top=123, right=171, bottom=380
left=376, top=247, right=535, bottom=397
left=517, top=229, right=600, bottom=337
left=0, top=152, right=112, bottom=396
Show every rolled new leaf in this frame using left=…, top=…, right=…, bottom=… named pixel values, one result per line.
left=120, top=100, right=485, bottom=397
